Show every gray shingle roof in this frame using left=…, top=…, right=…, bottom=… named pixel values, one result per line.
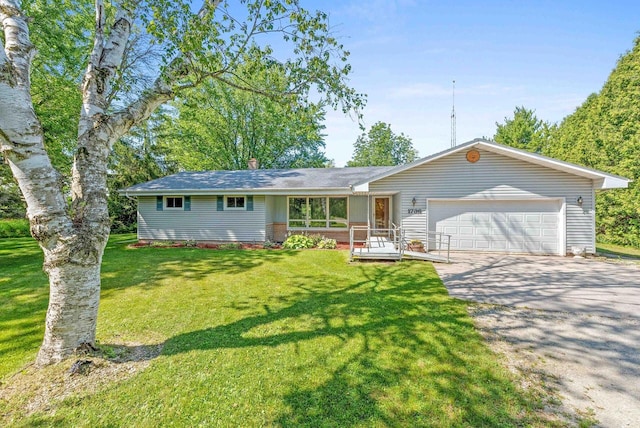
left=120, top=166, right=395, bottom=195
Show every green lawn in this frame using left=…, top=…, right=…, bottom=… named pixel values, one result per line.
left=0, top=235, right=555, bottom=427
left=596, top=242, right=640, bottom=259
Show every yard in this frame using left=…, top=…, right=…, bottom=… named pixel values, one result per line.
left=0, top=235, right=559, bottom=426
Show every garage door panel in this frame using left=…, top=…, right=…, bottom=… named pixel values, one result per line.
left=526, top=214, right=541, bottom=222
left=476, top=227, right=490, bottom=235
left=458, top=239, right=475, bottom=249
left=428, top=200, right=561, bottom=255
left=507, top=213, right=525, bottom=223
left=475, top=240, right=490, bottom=249
left=525, top=227, right=541, bottom=236
left=491, top=240, right=507, bottom=250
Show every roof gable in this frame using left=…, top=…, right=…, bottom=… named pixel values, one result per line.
left=353, top=139, right=630, bottom=191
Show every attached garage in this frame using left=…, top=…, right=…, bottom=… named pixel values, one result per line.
left=428, top=199, right=564, bottom=255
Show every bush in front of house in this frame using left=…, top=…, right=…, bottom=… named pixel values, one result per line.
left=317, top=238, right=337, bottom=249
left=283, top=234, right=316, bottom=249
left=283, top=234, right=338, bottom=250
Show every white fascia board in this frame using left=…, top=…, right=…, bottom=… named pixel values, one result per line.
left=600, top=176, right=632, bottom=189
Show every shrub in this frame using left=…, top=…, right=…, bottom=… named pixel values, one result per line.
left=218, top=242, right=243, bottom=250
left=0, top=218, right=30, bottom=238
left=307, top=233, right=324, bottom=246
left=283, top=234, right=316, bottom=249
left=317, top=238, right=337, bottom=249
left=262, top=240, right=277, bottom=249
left=150, top=240, right=175, bottom=247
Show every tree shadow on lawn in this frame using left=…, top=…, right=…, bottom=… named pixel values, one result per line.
left=0, top=237, right=293, bottom=377
left=107, top=262, right=538, bottom=426
left=0, top=239, right=48, bottom=374
left=100, top=246, right=294, bottom=296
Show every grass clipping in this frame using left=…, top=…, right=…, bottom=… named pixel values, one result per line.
left=0, top=343, right=162, bottom=421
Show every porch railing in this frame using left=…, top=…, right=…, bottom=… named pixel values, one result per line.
left=349, top=225, right=451, bottom=263
left=349, top=225, right=403, bottom=261
left=402, top=228, right=451, bottom=263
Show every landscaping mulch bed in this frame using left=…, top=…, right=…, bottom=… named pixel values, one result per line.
left=129, top=241, right=358, bottom=250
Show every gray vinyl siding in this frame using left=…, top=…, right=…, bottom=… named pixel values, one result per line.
left=349, top=196, right=369, bottom=223
left=138, top=195, right=266, bottom=242
left=265, top=196, right=275, bottom=223
left=268, top=196, right=287, bottom=222
left=392, top=194, right=401, bottom=227
left=370, top=148, right=596, bottom=253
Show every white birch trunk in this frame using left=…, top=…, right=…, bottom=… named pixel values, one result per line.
left=0, top=0, right=223, bottom=365
left=1, top=0, right=125, bottom=365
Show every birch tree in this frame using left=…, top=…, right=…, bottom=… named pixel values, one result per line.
left=0, top=0, right=363, bottom=365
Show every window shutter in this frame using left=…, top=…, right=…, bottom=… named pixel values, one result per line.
left=217, top=195, right=224, bottom=211
left=247, top=195, right=253, bottom=211
left=156, top=196, right=163, bottom=211
left=184, top=196, right=191, bottom=211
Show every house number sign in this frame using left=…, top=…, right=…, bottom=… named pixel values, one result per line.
left=408, top=208, right=423, bottom=214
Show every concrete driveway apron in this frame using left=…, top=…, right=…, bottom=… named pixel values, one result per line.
left=434, top=254, right=640, bottom=428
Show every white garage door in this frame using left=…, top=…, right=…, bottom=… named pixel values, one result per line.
left=428, top=200, right=562, bottom=255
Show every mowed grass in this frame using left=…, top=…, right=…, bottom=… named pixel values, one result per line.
left=1, top=235, right=552, bottom=427
left=596, top=242, right=640, bottom=259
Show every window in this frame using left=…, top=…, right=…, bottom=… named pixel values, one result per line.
left=226, top=196, right=245, bottom=210
left=165, top=196, right=183, bottom=209
left=287, top=197, right=348, bottom=229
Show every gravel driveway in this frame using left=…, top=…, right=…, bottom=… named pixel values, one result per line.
left=435, top=254, right=640, bottom=427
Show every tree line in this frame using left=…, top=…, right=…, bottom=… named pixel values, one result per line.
left=493, top=36, right=640, bottom=247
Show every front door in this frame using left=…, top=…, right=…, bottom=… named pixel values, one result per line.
left=373, top=197, right=391, bottom=234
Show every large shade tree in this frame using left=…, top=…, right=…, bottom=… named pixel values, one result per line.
left=0, top=0, right=363, bottom=365
left=347, top=121, right=417, bottom=166
left=160, top=66, right=329, bottom=170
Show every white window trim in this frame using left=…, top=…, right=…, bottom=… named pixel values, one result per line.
left=286, top=196, right=349, bottom=230
left=225, top=195, right=247, bottom=211
left=164, top=196, right=184, bottom=210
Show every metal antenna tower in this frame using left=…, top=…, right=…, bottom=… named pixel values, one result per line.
left=450, top=80, right=456, bottom=147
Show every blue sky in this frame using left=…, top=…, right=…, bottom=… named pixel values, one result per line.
left=305, top=0, right=640, bottom=166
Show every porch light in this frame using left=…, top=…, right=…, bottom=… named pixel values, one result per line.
left=412, top=197, right=417, bottom=206
left=577, top=196, right=583, bottom=206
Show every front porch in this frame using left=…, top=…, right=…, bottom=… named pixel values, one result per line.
left=349, top=226, right=451, bottom=263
